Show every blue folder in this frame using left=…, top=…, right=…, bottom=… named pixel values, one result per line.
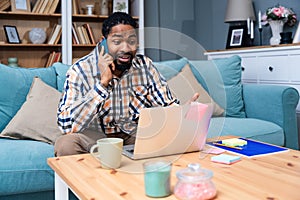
left=208, top=138, right=288, bottom=157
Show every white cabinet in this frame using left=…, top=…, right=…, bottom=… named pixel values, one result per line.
left=256, top=55, right=290, bottom=82
left=204, top=44, right=300, bottom=112
left=240, top=57, right=258, bottom=82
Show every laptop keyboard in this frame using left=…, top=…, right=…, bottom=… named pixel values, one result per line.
left=123, top=144, right=135, bottom=154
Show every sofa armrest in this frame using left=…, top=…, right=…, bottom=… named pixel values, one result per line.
left=243, top=84, right=299, bottom=149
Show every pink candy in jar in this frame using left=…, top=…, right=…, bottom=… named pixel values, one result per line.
left=174, top=163, right=216, bottom=200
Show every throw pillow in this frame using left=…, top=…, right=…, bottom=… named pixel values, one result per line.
left=189, top=55, right=245, bottom=118
left=153, top=57, right=189, bottom=80
left=52, top=62, right=71, bottom=92
left=0, top=77, right=63, bottom=144
left=0, top=63, right=57, bottom=132
left=167, top=64, right=224, bottom=116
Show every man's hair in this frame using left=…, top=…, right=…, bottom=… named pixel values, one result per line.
left=102, top=12, right=138, bottom=38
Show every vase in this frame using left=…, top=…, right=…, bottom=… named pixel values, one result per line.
left=269, top=20, right=284, bottom=45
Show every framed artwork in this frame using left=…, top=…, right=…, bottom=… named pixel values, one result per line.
left=230, top=29, right=243, bottom=46
left=226, top=25, right=251, bottom=49
left=11, top=0, right=31, bottom=12
left=113, top=0, right=129, bottom=13
left=3, top=25, right=21, bottom=44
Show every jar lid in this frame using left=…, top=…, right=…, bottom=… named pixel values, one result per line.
left=8, top=57, right=18, bottom=62
left=176, top=163, right=213, bottom=182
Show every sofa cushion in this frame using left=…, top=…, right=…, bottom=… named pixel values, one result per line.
left=208, top=117, right=284, bottom=146
left=1, top=77, right=63, bottom=144
left=153, top=57, right=188, bottom=80
left=0, top=138, right=54, bottom=196
left=52, top=62, right=71, bottom=92
left=167, top=64, right=224, bottom=116
left=0, top=64, right=57, bottom=132
left=189, top=55, right=245, bottom=118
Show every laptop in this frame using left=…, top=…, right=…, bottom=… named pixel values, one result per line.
left=122, top=102, right=213, bottom=160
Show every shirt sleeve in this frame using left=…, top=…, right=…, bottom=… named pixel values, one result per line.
left=147, top=60, right=180, bottom=106
left=57, top=62, right=109, bottom=134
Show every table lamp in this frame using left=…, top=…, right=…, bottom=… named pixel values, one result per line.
left=225, top=0, right=256, bottom=49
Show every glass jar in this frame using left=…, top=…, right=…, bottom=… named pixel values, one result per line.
left=7, top=57, right=19, bottom=67
left=174, top=163, right=216, bottom=200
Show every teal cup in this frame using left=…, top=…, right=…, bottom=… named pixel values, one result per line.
left=143, top=160, right=172, bottom=197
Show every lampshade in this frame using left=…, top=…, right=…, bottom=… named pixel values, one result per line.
left=225, top=0, right=256, bottom=22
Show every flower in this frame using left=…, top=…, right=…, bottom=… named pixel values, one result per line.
left=262, top=4, right=297, bottom=27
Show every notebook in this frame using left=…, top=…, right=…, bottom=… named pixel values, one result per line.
left=122, top=102, right=213, bottom=160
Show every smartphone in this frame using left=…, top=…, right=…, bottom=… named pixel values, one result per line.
left=99, top=38, right=114, bottom=69
left=99, top=38, right=109, bottom=54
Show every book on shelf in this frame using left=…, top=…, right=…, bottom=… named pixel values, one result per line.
left=42, top=0, right=52, bottom=14
left=52, top=52, right=61, bottom=65
left=82, top=23, right=96, bottom=44
left=46, top=0, right=60, bottom=14
left=76, top=26, right=86, bottom=44
left=32, top=0, right=42, bottom=13
left=45, top=51, right=55, bottom=67
left=53, top=29, right=62, bottom=44
left=0, top=0, right=10, bottom=11
left=72, top=23, right=80, bottom=44
left=72, top=23, right=97, bottom=45
left=81, top=26, right=91, bottom=44
left=32, top=0, right=59, bottom=14
left=45, top=51, right=61, bottom=67
left=38, top=0, right=49, bottom=13
left=48, top=24, right=62, bottom=45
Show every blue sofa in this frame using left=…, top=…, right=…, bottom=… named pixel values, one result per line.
left=0, top=55, right=299, bottom=199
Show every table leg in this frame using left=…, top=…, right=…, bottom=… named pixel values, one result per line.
left=55, top=172, right=69, bottom=200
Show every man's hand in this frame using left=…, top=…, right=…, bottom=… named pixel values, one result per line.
left=98, top=46, right=114, bottom=87
left=186, top=93, right=200, bottom=104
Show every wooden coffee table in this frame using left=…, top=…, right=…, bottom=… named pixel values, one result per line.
left=48, top=141, right=300, bottom=200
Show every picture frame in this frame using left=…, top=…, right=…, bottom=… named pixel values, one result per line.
left=11, top=0, right=31, bottom=12
left=113, top=0, right=129, bottom=13
left=230, top=29, right=243, bottom=46
left=226, top=25, right=251, bottom=49
left=3, top=25, right=21, bottom=44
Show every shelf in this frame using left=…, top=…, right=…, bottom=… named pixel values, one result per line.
left=0, top=11, right=61, bottom=20
left=0, top=43, right=62, bottom=47
left=0, top=11, right=139, bottom=21
left=72, top=13, right=138, bottom=19
left=0, top=9, right=62, bottom=68
left=72, top=44, right=97, bottom=48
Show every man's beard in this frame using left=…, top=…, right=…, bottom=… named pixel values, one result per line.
left=113, top=52, right=134, bottom=73
left=113, top=60, right=132, bottom=73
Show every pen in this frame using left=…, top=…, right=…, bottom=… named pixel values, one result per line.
left=212, top=142, right=242, bottom=150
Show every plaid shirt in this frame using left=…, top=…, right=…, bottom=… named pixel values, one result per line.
left=57, top=43, right=179, bottom=135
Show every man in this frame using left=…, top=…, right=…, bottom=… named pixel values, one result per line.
left=55, top=12, right=198, bottom=156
